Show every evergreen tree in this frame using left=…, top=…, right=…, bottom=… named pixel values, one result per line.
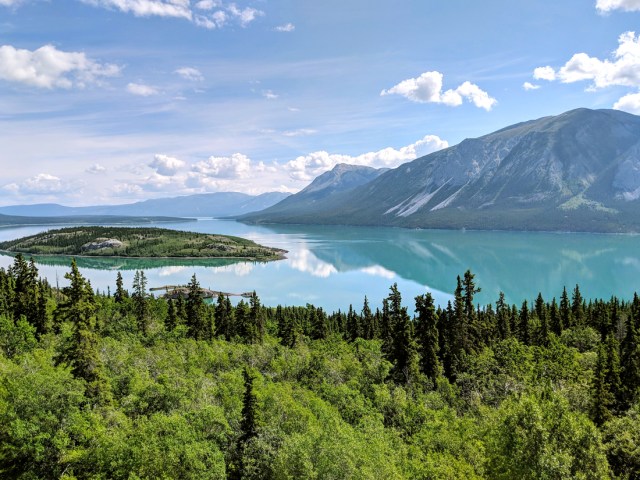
left=387, top=285, right=419, bottom=385
left=114, top=271, right=127, bottom=304
left=132, top=270, right=148, bottom=335
left=519, top=300, right=530, bottom=345
left=621, top=293, right=640, bottom=408
left=247, top=291, right=264, bottom=344
left=572, top=285, right=585, bottom=327
left=605, top=334, right=623, bottom=413
left=560, top=286, right=572, bottom=330
left=549, top=297, right=561, bottom=335
left=309, top=303, right=327, bottom=340
left=361, top=296, right=376, bottom=340
left=56, top=259, right=110, bottom=404
left=165, top=298, right=177, bottom=331
left=415, top=292, right=440, bottom=383
left=186, top=274, right=208, bottom=340
left=346, top=304, right=360, bottom=342
left=591, top=343, right=614, bottom=426
left=496, top=292, right=511, bottom=340
left=215, top=293, right=233, bottom=340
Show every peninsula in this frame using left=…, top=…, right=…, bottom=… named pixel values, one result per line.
left=0, top=226, right=287, bottom=261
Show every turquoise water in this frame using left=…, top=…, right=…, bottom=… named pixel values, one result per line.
left=1, top=219, right=640, bottom=311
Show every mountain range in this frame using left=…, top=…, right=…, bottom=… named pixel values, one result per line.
left=241, top=108, right=640, bottom=232
left=0, top=192, right=289, bottom=219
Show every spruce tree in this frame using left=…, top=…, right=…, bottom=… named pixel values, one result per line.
left=549, top=297, right=561, bottom=335
left=361, top=296, right=375, bottom=340
left=591, top=343, right=614, bottom=426
left=248, top=291, right=264, bottom=344
left=114, top=271, right=127, bottom=304
left=415, top=292, right=440, bottom=383
left=621, top=293, right=640, bottom=408
left=56, top=259, right=110, bottom=405
left=519, top=300, right=530, bottom=345
left=309, top=303, right=327, bottom=340
left=346, top=304, right=360, bottom=342
left=572, top=285, right=585, bottom=327
left=387, top=285, right=419, bottom=385
left=165, top=298, right=177, bottom=331
left=560, top=286, right=572, bottom=330
left=132, top=270, right=148, bottom=335
left=186, top=274, right=207, bottom=340
left=496, top=292, right=510, bottom=340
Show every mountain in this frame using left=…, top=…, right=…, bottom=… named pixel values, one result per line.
left=240, top=164, right=387, bottom=222
left=242, top=108, right=640, bottom=232
left=0, top=214, right=189, bottom=227
left=0, top=192, right=290, bottom=218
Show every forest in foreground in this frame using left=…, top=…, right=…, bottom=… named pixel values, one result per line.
left=1, top=254, right=639, bottom=479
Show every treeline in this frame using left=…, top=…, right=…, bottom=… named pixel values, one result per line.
left=0, top=254, right=639, bottom=479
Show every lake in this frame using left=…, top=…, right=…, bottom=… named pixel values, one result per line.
left=1, top=219, right=640, bottom=312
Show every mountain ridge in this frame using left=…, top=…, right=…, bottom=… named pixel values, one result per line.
left=241, top=108, right=640, bottom=232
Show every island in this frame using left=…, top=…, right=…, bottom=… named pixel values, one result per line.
left=0, top=226, right=287, bottom=261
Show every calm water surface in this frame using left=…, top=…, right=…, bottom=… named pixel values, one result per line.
left=1, top=219, right=639, bottom=312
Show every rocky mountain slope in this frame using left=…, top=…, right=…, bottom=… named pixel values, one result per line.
left=242, top=109, right=640, bottom=232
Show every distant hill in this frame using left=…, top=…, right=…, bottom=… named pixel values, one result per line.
left=242, top=108, right=640, bottom=232
left=0, top=191, right=290, bottom=218
left=0, top=214, right=187, bottom=227
left=239, top=164, right=387, bottom=222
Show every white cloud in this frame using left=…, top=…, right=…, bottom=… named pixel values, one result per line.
left=82, top=0, right=263, bottom=28
left=596, top=0, right=640, bottom=13
left=194, top=0, right=220, bottom=9
left=523, top=81, right=540, bottom=90
left=533, top=31, right=640, bottom=89
left=380, top=71, right=496, bottom=111
left=192, top=152, right=252, bottom=179
left=3, top=173, right=78, bottom=195
left=262, top=89, right=278, bottom=99
left=80, top=0, right=193, bottom=19
left=150, top=154, right=186, bottom=175
left=175, top=66, right=203, bottom=81
left=127, top=82, right=159, bottom=96
left=282, top=128, right=316, bottom=137
left=275, top=22, right=295, bottom=32
left=86, top=163, right=107, bottom=174
left=533, top=66, right=556, bottom=81
left=0, top=44, right=120, bottom=89
left=613, top=91, right=640, bottom=113
left=227, top=3, right=263, bottom=26
left=285, top=134, right=448, bottom=182
left=0, top=0, right=25, bottom=6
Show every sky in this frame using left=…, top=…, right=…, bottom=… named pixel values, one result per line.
left=2, top=0, right=640, bottom=206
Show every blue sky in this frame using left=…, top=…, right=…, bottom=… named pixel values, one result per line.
left=2, top=0, right=640, bottom=206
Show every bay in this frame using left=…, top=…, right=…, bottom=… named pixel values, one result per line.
left=1, top=219, right=640, bottom=311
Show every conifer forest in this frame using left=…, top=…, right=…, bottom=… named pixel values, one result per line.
left=1, top=254, right=639, bottom=479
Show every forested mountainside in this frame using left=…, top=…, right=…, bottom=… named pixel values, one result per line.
left=243, top=109, right=640, bottom=232
left=1, top=254, right=639, bottom=478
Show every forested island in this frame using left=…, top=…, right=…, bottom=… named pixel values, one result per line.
left=0, top=254, right=638, bottom=479
left=0, top=226, right=287, bottom=261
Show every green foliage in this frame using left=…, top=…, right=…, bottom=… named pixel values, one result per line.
left=1, top=263, right=640, bottom=478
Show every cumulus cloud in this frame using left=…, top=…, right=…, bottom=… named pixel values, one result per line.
left=0, top=0, right=25, bottom=6
left=192, top=153, right=252, bottom=179
left=613, top=91, right=640, bottom=113
left=150, top=154, right=186, bottom=175
left=533, top=66, right=557, bottom=81
left=262, top=89, right=278, bottom=99
left=127, top=82, right=159, bottom=96
left=380, top=71, right=497, bottom=111
left=86, top=163, right=107, bottom=174
left=3, top=173, right=78, bottom=195
left=274, top=22, right=295, bottom=32
left=175, top=66, right=203, bottom=81
left=596, top=0, right=640, bottom=13
left=0, top=44, right=120, bottom=89
left=194, top=2, right=263, bottom=29
left=285, top=134, right=449, bottom=182
left=523, top=81, right=540, bottom=90
left=194, top=0, right=220, bottom=9
left=533, top=31, right=640, bottom=89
